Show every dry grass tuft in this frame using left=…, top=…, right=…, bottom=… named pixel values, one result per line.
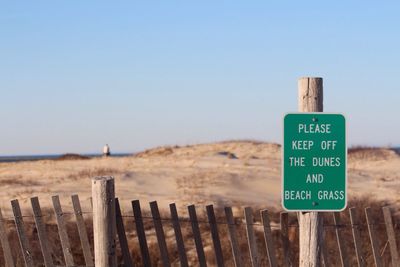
left=348, top=146, right=399, bottom=161
left=0, top=176, right=40, bottom=186
left=66, top=168, right=121, bottom=180
left=54, top=154, right=90, bottom=161
left=134, top=146, right=175, bottom=158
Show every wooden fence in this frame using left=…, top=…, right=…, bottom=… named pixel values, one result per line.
left=0, top=196, right=398, bottom=266
left=0, top=175, right=399, bottom=267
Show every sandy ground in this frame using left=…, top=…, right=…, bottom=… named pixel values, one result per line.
left=0, top=141, right=399, bottom=217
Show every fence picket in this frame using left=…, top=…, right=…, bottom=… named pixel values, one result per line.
left=11, top=199, right=34, bottom=267
left=132, top=200, right=152, bottom=267
left=52, top=195, right=75, bottom=267
left=261, top=210, right=277, bottom=267
left=333, top=212, right=349, bottom=267
left=206, top=205, right=224, bottom=267
left=188, top=204, right=207, bottom=267
left=0, top=208, right=15, bottom=267
left=280, top=212, right=293, bottom=267
left=150, top=201, right=171, bottom=267
left=169, top=203, right=189, bottom=267
left=224, top=207, right=243, bottom=267
left=71, top=194, right=94, bottom=267
left=382, top=207, right=399, bottom=267
left=31, top=197, right=54, bottom=267
left=244, top=207, right=260, bottom=267
left=349, top=208, right=365, bottom=267
left=115, top=198, right=134, bottom=267
left=322, top=227, right=330, bottom=267
left=365, top=207, right=383, bottom=267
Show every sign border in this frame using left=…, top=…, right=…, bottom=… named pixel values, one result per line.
left=281, top=112, right=347, bottom=212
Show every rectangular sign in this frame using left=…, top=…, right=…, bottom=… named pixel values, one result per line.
left=282, top=113, right=346, bottom=211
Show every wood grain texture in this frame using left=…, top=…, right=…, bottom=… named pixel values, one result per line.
left=349, top=208, right=365, bottom=267
left=206, top=205, right=224, bottom=267
left=52, top=195, right=75, bottom=267
left=298, top=77, right=324, bottom=267
left=332, top=213, right=349, bottom=267
left=365, top=207, right=383, bottom=267
left=71, top=194, right=94, bottom=267
left=169, top=203, right=189, bottom=267
left=31, top=197, right=54, bottom=267
left=115, top=198, right=134, bottom=267
left=0, top=208, right=15, bottom=267
left=244, top=207, right=259, bottom=267
left=92, top=176, right=117, bottom=267
left=11, top=199, right=34, bottom=267
left=298, top=211, right=323, bottom=267
left=261, top=210, right=277, bottom=267
left=132, top=200, right=152, bottom=267
left=298, top=77, right=323, bottom=112
left=321, top=227, right=330, bottom=267
left=188, top=204, right=207, bottom=267
left=150, top=201, right=171, bottom=267
left=280, top=212, right=293, bottom=267
left=224, top=207, right=243, bottom=267
left=382, top=207, right=399, bottom=267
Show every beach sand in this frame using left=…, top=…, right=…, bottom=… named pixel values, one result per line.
left=0, top=141, right=399, bottom=217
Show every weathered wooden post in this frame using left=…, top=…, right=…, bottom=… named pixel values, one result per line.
left=92, top=176, right=117, bottom=267
left=298, top=77, right=323, bottom=266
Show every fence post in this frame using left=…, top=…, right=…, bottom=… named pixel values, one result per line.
left=382, top=206, right=400, bottom=267
left=298, top=77, right=324, bottom=267
left=92, top=176, right=117, bottom=267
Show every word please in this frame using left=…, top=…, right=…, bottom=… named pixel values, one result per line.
left=298, top=123, right=331, bottom=134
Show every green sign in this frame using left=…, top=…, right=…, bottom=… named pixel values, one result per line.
left=282, top=113, right=346, bottom=211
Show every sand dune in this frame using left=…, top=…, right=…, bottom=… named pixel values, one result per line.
left=0, top=141, right=399, bottom=217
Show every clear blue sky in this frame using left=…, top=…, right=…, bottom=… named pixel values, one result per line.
left=1, top=1, right=399, bottom=155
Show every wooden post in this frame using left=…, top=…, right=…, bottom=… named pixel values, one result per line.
left=365, top=207, right=383, bottom=267
left=11, top=199, right=34, bottom=267
left=280, top=212, right=293, bottom=267
left=92, top=176, right=117, bottom=267
left=298, top=77, right=323, bottom=267
left=224, top=207, right=243, bottom=267
left=170, top=203, right=189, bottom=267
left=188, top=204, right=207, bottom=267
left=0, top=208, right=15, bottom=267
left=150, top=201, right=171, bottom=267
left=206, top=205, right=225, bottom=267
left=71, top=194, right=95, bottom=267
left=244, top=207, right=260, bottom=267
left=52, top=195, right=75, bottom=266
left=115, top=198, right=134, bottom=267
left=132, top=200, right=152, bottom=266
left=332, top=212, right=349, bottom=267
left=382, top=206, right=400, bottom=267
left=349, top=208, right=365, bottom=267
left=261, top=209, right=278, bottom=267
left=31, top=197, right=54, bottom=267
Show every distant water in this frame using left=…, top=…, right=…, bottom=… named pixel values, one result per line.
left=0, top=153, right=131, bottom=163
